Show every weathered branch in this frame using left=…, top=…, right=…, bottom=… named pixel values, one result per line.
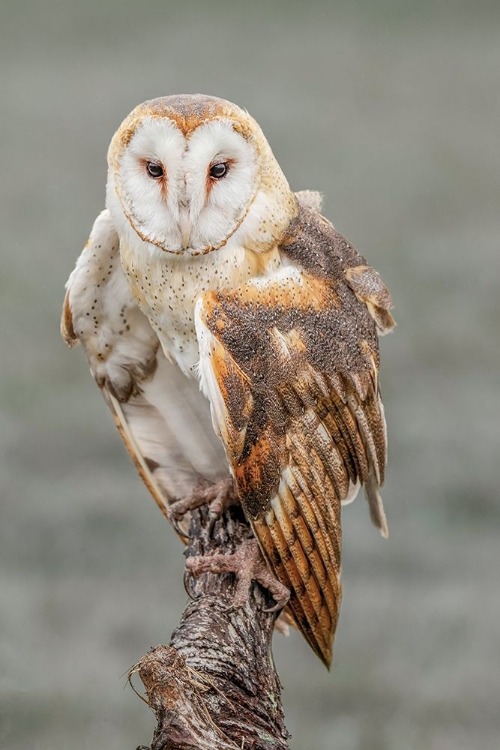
left=133, top=506, right=290, bottom=749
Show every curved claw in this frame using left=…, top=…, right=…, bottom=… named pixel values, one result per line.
left=167, top=479, right=236, bottom=540
left=183, top=568, right=201, bottom=601
left=168, top=509, right=190, bottom=538
left=225, top=591, right=287, bottom=616
left=185, top=540, right=291, bottom=619
left=207, top=510, right=220, bottom=537
left=262, top=598, right=289, bottom=614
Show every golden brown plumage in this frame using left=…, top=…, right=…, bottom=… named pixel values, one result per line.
left=196, top=203, right=394, bottom=665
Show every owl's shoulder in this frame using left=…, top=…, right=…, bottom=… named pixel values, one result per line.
left=279, top=204, right=395, bottom=336
left=279, top=204, right=367, bottom=281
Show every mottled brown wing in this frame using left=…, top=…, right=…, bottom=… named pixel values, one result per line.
left=62, top=210, right=229, bottom=531
left=195, top=208, right=394, bottom=667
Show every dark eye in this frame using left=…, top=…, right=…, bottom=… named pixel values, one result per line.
left=146, top=161, right=164, bottom=178
left=210, top=162, right=229, bottom=179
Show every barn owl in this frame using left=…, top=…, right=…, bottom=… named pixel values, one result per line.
left=62, top=94, right=395, bottom=667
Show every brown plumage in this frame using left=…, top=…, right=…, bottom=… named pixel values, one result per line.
left=196, top=204, right=394, bottom=665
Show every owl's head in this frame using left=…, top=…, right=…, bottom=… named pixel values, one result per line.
left=106, top=95, right=297, bottom=257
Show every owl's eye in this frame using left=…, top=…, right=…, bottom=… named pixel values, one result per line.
left=146, top=161, right=164, bottom=178
left=210, top=162, right=229, bottom=179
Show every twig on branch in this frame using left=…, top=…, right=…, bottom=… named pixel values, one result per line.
left=132, top=505, right=290, bottom=750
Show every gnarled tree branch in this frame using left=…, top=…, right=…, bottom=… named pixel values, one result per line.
left=133, top=506, right=290, bottom=750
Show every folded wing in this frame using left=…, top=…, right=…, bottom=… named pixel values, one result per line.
left=195, top=206, right=394, bottom=666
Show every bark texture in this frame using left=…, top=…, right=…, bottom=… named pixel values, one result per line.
left=133, top=506, right=290, bottom=750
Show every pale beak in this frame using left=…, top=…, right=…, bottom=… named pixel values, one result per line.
left=179, top=206, right=191, bottom=249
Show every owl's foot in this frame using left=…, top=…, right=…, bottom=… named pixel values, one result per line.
left=185, top=539, right=290, bottom=614
left=168, top=478, right=238, bottom=535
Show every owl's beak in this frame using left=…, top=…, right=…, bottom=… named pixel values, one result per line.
left=179, top=206, right=191, bottom=249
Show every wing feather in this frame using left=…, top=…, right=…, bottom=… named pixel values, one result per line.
left=195, top=207, right=393, bottom=666
left=279, top=476, right=338, bottom=618
left=256, top=508, right=332, bottom=660
left=62, top=210, right=228, bottom=528
left=285, top=465, right=339, bottom=581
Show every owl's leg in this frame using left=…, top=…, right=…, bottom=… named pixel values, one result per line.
left=168, top=477, right=238, bottom=534
left=185, top=539, right=290, bottom=613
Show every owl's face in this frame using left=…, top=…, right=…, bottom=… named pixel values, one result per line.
left=106, top=95, right=297, bottom=257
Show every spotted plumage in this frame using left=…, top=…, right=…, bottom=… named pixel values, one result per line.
left=62, top=94, right=394, bottom=667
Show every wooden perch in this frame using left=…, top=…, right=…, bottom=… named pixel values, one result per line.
left=132, top=506, right=290, bottom=750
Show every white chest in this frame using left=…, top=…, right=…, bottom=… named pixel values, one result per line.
left=120, top=241, right=282, bottom=375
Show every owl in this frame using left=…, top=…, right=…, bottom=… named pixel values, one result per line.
left=62, top=94, right=395, bottom=667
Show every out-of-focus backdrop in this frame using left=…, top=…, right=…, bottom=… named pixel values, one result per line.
left=1, top=1, right=499, bottom=748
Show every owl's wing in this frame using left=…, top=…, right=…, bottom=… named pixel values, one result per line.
left=195, top=204, right=394, bottom=666
left=62, top=210, right=228, bottom=526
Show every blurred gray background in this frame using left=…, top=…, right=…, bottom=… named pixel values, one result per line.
left=1, top=1, right=499, bottom=748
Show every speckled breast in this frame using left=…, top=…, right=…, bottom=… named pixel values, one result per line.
left=119, top=239, right=283, bottom=376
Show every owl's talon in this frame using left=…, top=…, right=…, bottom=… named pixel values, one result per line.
left=168, top=478, right=237, bottom=536
left=170, top=514, right=190, bottom=539
left=207, top=514, right=218, bottom=538
left=185, top=539, right=290, bottom=614
left=183, top=568, right=197, bottom=601
left=262, top=598, right=289, bottom=615
left=183, top=568, right=204, bottom=602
